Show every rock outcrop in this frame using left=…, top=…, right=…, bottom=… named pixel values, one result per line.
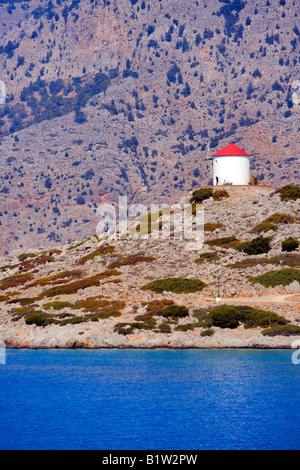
left=0, top=185, right=299, bottom=349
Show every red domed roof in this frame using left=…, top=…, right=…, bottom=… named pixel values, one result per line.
left=212, top=143, right=250, bottom=157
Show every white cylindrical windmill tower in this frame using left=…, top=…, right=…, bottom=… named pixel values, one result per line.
left=212, top=143, right=250, bottom=186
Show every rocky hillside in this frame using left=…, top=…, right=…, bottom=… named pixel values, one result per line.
left=0, top=185, right=300, bottom=348
left=0, top=0, right=299, bottom=255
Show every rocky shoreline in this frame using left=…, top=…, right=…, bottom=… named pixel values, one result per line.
left=2, top=297, right=299, bottom=350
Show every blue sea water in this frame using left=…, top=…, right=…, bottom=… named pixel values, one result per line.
left=0, top=348, right=299, bottom=450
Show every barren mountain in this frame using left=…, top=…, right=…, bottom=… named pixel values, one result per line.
left=0, top=185, right=300, bottom=348
left=0, top=0, right=299, bottom=255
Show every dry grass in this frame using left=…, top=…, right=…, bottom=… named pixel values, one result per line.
left=0, top=273, right=34, bottom=291
left=17, top=253, right=55, bottom=272
left=70, top=297, right=125, bottom=313
left=252, top=213, right=295, bottom=234
left=0, top=294, right=12, bottom=302
left=228, top=253, right=300, bottom=269
left=212, top=190, right=230, bottom=201
left=28, top=270, right=82, bottom=287
left=43, top=301, right=71, bottom=310
left=206, top=236, right=241, bottom=249
left=38, top=269, right=120, bottom=298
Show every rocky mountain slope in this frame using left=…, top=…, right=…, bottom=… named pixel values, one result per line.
left=0, top=185, right=300, bottom=348
left=0, top=0, right=299, bottom=255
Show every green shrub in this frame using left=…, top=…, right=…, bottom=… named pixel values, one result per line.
left=145, top=299, right=175, bottom=316
left=282, top=237, right=299, bottom=252
left=236, top=305, right=287, bottom=328
left=253, top=212, right=295, bottom=233
left=190, top=188, right=213, bottom=203
left=211, top=305, right=240, bottom=329
left=44, top=301, right=71, bottom=310
left=87, top=310, right=122, bottom=320
left=192, top=308, right=213, bottom=328
left=275, top=185, right=300, bottom=201
left=252, top=221, right=278, bottom=234
left=158, top=322, right=172, bottom=333
left=141, top=278, right=207, bottom=293
left=25, top=312, right=57, bottom=327
left=108, top=253, right=155, bottom=269
left=208, top=304, right=286, bottom=329
left=7, top=297, right=35, bottom=306
left=194, top=252, right=219, bottom=263
left=134, top=314, right=157, bottom=326
left=114, top=321, right=155, bottom=335
left=0, top=265, right=12, bottom=272
left=162, top=305, right=189, bottom=319
left=39, top=270, right=120, bottom=298
left=0, top=272, right=33, bottom=290
left=59, top=316, right=84, bottom=326
left=240, top=236, right=272, bottom=255
left=261, top=325, right=300, bottom=336
left=266, top=213, right=295, bottom=224
left=10, top=306, right=39, bottom=319
left=201, top=328, right=214, bottom=337
left=175, top=321, right=203, bottom=331
left=249, top=268, right=300, bottom=287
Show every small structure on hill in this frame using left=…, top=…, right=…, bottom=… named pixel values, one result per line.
left=209, top=143, right=251, bottom=186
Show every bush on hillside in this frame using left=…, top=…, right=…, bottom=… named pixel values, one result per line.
left=262, top=325, right=300, bottom=336
left=249, top=268, right=300, bottom=287
left=146, top=299, right=175, bottom=316
left=274, top=185, right=300, bottom=201
left=252, top=221, right=278, bottom=233
left=266, top=213, right=295, bottom=224
left=141, top=278, right=207, bottom=294
left=194, top=252, right=219, bottom=263
left=193, top=305, right=287, bottom=330
left=212, top=189, right=230, bottom=201
left=190, top=188, right=213, bottom=203
left=236, top=305, right=287, bottom=328
left=161, top=304, right=189, bottom=319
left=25, top=312, right=58, bottom=327
left=210, top=305, right=240, bottom=329
left=240, top=236, right=272, bottom=255
left=206, top=236, right=241, bottom=249
left=201, top=328, right=214, bottom=337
